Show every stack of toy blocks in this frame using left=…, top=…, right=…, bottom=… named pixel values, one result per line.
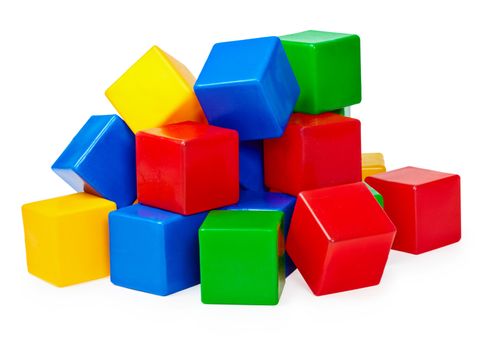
left=21, top=30, right=461, bottom=305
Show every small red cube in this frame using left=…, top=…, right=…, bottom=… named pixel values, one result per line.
left=366, top=166, right=461, bottom=254
left=264, top=112, right=361, bottom=196
left=286, top=182, right=396, bottom=296
left=136, top=122, right=239, bottom=215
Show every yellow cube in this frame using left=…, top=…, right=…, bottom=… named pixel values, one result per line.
left=362, top=153, right=387, bottom=180
left=105, top=46, right=206, bottom=133
left=22, top=193, right=116, bottom=287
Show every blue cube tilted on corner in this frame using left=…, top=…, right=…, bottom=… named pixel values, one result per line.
left=109, top=204, right=207, bottom=296
left=52, top=115, right=136, bottom=208
left=222, top=190, right=297, bottom=276
left=239, top=140, right=266, bottom=192
left=194, top=36, right=300, bottom=140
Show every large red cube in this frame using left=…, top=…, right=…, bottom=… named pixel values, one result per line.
left=136, top=122, right=239, bottom=215
left=264, top=112, right=361, bottom=196
left=365, top=166, right=461, bottom=254
left=286, top=182, right=396, bottom=296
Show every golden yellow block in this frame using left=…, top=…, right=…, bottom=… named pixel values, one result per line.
left=22, top=193, right=116, bottom=287
left=362, top=153, right=387, bottom=180
left=105, top=46, right=206, bottom=133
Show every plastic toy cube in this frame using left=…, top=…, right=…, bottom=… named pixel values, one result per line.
left=280, top=30, right=361, bottom=113
left=136, top=121, right=239, bottom=215
left=194, top=37, right=300, bottom=140
left=21, top=193, right=115, bottom=287
left=286, top=182, right=396, bottom=295
left=109, top=204, right=207, bottom=296
left=264, top=112, right=361, bottom=196
left=366, top=167, right=461, bottom=254
left=222, top=190, right=296, bottom=276
left=52, top=115, right=136, bottom=208
left=106, top=46, right=205, bottom=133
left=239, top=140, right=266, bottom=192
left=199, top=210, right=285, bottom=305
left=362, top=153, right=386, bottom=180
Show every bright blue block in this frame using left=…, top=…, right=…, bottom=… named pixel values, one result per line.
left=194, top=37, right=300, bottom=141
left=109, top=204, right=207, bottom=296
left=52, top=115, right=136, bottom=208
left=222, top=190, right=297, bottom=276
left=239, top=140, right=266, bottom=192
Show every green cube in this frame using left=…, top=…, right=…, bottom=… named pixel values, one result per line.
left=280, top=30, right=361, bottom=114
left=199, top=210, right=285, bottom=305
left=365, top=183, right=384, bottom=207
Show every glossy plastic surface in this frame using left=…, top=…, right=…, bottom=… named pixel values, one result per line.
left=286, top=182, right=396, bottom=295
left=366, top=183, right=384, bottom=207
left=362, top=152, right=386, bottom=180
left=199, top=210, right=284, bottom=305
left=239, top=140, right=266, bottom=191
left=222, top=190, right=296, bottom=276
left=280, top=30, right=361, bottom=113
left=264, top=112, right=361, bottom=196
left=21, top=193, right=116, bottom=287
left=136, top=121, right=239, bottom=215
left=52, top=115, right=136, bottom=208
left=366, top=166, right=461, bottom=254
left=194, top=37, right=299, bottom=140
left=109, top=204, right=207, bottom=296
left=106, top=46, right=205, bottom=133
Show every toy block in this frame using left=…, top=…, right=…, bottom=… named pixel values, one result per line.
left=106, top=46, right=205, bottom=133
left=287, top=182, right=396, bottom=295
left=52, top=115, right=136, bottom=208
left=264, top=112, right=361, bottom=196
left=362, top=153, right=386, bottom=180
left=366, top=183, right=384, bottom=207
left=21, top=193, right=116, bottom=287
left=366, top=167, right=461, bottom=254
left=109, top=204, right=207, bottom=296
left=136, top=121, right=239, bottom=215
left=239, top=140, right=266, bottom=192
left=199, top=210, right=285, bottom=305
left=280, top=30, right=361, bottom=114
left=222, top=190, right=297, bottom=276
left=194, top=37, right=300, bottom=140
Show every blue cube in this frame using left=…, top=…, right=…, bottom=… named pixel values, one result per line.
left=223, top=190, right=297, bottom=276
left=239, top=140, right=266, bottom=192
left=109, top=204, right=207, bottom=296
left=194, top=37, right=300, bottom=140
left=52, top=115, right=135, bottom=208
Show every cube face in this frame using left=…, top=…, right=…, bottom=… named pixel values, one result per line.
left=106, top=46, right=205, bottom=133
left=109, top=204, right=206, bottom=296
left=286, top=183, right=396, bottom=295
left=22, top=193, right=116, bottom=287
left=199, top=210, right=284, bottom=305
left=194, top=37, right=299, bottom=140
left=239, top=140, right=266, bottom=192
left=264, top=113, right=361, bottom=196
left=366, top=167, right=461, bottom=254
left=362, top=153, right=386, bottom=180
left=52, top=115, right=136, bottom=208
left=222, top=190, right=297, bottom=276
left=136, top=122, right=239, bottom=215
left=281, top=30, right=361, bottom=114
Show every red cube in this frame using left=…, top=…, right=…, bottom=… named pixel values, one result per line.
left=136, top=122, right=239, bottom=215
left=286, top=182, right=396, bottom=296
left=264, top=112, right=361, bottom=196
left=366, top=166, right=461, bottom=254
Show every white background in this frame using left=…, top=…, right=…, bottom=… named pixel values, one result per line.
left=1, top=0, right=490, bottom=348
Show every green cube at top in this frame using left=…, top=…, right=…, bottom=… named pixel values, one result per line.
left=199, top=210, right=285, bottom=305
left=280, top=30, right=361, bottom=114
left=365, top=183, right=384, bottom=207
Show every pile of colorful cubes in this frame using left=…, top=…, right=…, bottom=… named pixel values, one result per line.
left=21, top=30, right=461, bottom=305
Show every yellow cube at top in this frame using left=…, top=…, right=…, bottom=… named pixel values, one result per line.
left=22, top=193, right=116, bottom=287
left=362, top=153, right=387, bottom=180
left=105, top=46, right=206, bottom=133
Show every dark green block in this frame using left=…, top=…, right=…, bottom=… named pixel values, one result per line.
left=280, top=30, right=361, bottom=114
left=365, top=183, right=384, bottom=207
left=199, top=210, right=285, bottom=305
